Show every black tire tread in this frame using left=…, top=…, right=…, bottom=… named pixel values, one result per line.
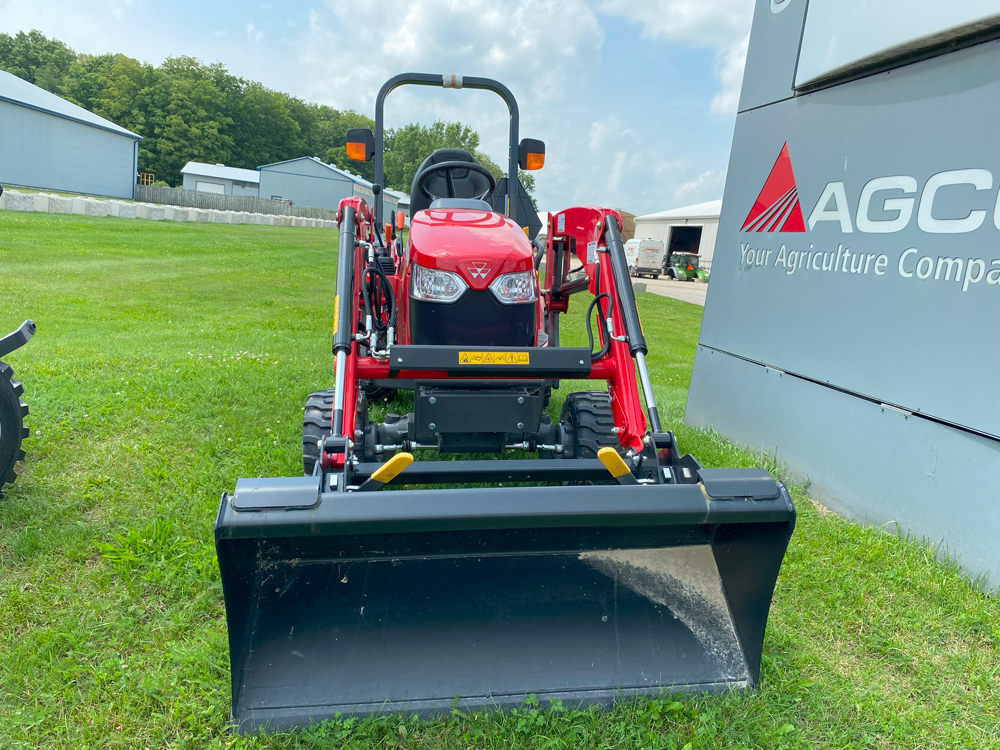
left=561, top=391, right=620, bottom=459
left=0, top=360, right=29, bottom=498
left=302, top=389, right=334, bottom=476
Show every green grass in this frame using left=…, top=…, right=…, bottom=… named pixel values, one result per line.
left=0, top=211, right=996, bottom=749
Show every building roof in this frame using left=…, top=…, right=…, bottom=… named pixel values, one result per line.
left=181, top=161, right=261, bottom=184
left=385, top=188, right=410, bottom=206
left=258, top=156, right=367, bottom=183
left=636, top=199, right=722, bottom=222
left=0, top=69, right=141, bottom=139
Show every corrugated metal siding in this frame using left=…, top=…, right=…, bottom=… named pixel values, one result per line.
left=258, top=162, right=354, bottom=210
left=180, top=173, right=259, bottom=197
left=0, top=100, right=137, bottom=199
left=633, top=217, right=719, bottom=270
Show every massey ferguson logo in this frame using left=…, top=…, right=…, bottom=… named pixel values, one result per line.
left=742, top=143, right=805, bottom=233
left=468, top=262, right=490, bottom=279
left=743, top=143, right=999, bottom=236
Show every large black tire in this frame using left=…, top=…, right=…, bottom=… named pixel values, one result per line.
left=0, top=360, right=29, bottom=497
left=560, top=391, right=620, bottom=459
left=302, top=389, right=334, bottom=475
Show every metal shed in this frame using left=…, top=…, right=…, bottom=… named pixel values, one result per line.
left=0, top=70, right=141, bottom=200
left=634, top=200, right=721, bottom=271
left=181, top=162, right=260, bottom=196
left=257, top=156, right=397, bottom=216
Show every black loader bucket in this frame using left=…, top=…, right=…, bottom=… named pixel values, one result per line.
left=215, top=467, right=795, bottom=733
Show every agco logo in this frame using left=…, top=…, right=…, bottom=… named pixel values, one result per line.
left=742, top=143, right=1000, bottom=236
left=468, top=262, right=490, bottom=279
left=742, top=144, right=805, bottom=233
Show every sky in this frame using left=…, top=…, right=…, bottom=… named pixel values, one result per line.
left=0, top=0, right=758, bottom=216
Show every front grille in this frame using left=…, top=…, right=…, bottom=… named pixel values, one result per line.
left=409, top=291, right=535, bottom=346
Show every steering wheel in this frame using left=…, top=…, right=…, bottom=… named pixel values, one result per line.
left=414, top=160, right=497, bottom=202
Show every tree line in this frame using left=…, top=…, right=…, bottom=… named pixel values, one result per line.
left=0, top=30, right=535, bottom=202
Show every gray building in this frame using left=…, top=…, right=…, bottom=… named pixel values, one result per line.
left=686, top=0, right=999, bottom=588
left=180, top=162, right=260, bottom=196
left=258, top=156, right=396, bottom=216
left=0, top=69, right=141, bottom=200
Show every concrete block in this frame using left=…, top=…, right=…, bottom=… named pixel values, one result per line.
left=85, top=200, right=110, bottom=217
left=118, top=202, right=137, bottom=219
left=632, top=282, right=647, bottom=294
left=195, top=209, right=212, bottom=222
left=213, top=210, right=231, bottom=224
left=294, top=217, right=306, bottom=227
left=106, top=201, right=121, bottom=217
left=5, top=191, right=37, bottom=212
left=148, top=206, right=165, bottom=221
left=32, top=194, right=50, bottom=212
left=49, top=196, right=73, bottom=214
left=174, top=208, right=191, bottom=222
left=72, top=197, right=88, bottom=215
left=135, top=203, right=150, bottom=219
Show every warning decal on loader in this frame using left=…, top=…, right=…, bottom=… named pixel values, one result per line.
left=458, top=351, right=530, bottom=365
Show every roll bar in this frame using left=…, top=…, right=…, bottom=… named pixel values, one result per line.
left=373, top=73, right=520, bottom=226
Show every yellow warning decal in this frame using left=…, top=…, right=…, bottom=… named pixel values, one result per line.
left=458, top=351, right=530, bottom=365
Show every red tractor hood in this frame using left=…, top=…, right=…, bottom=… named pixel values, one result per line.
left=409, top=208, right=534, bottom=290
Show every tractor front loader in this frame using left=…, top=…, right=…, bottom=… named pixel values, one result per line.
left=215, top=73, right=795, bottom=733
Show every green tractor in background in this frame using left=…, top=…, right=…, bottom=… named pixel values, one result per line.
left=665, top=251, right=709, bottom=282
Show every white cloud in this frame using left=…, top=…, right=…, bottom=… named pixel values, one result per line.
left=599, top=0, right=754, bottom=115
left=673, top=168, right=727, bottom=204
left=246, top=22, right=263, bottom=44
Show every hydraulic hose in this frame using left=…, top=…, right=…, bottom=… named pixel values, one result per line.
left=586, top=293, right=612, bottom=362
left=361, top=263, right=397, bottom=332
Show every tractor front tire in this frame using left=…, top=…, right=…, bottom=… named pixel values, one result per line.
left=0, top=361, right=29, bottom=497
left=302, top=389, right=334, bottom=475
left=560, top=391, right=620, bottom=459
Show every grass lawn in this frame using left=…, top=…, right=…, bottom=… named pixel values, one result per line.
left=0, top=211, right=996, bottom=749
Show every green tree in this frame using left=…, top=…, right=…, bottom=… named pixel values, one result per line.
left=0, top=30, right=75, bottom=93
left=137, top=58, right=233, bottom=185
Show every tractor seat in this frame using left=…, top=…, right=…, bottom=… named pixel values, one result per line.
left=409, top=149, right=494, bottom=216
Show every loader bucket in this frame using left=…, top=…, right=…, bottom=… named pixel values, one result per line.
left=215, top=468, right=795, bottom=733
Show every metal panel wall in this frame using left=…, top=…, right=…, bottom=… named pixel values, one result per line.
left=258, top=160, right=354, bottom=210
left=687, top=0, right=1000, bottom=588
left=0, top=101, right=137, bottom=199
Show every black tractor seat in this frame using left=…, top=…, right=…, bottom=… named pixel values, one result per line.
left=409, top=149, right=495, bottom=215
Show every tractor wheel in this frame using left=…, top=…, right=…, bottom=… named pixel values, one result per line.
left=560, top=391, right=620, bottom=459
left=0, top=360, right=29, bottom=497
left=302, top=389, right=334, bottom=475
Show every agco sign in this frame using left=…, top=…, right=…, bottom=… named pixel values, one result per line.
left=742, top=143, right=1000, bottom=235
left=738, top=143, right=1000, bottom=293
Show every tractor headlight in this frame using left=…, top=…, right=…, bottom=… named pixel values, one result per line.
left=489, top=270, right=538, bottom=305
left=410, top=263, right=468, bottom=303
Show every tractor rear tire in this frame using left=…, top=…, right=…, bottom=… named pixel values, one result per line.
left=560, top=391, right=620, bottom=459
left=0, top=361, right=29, bottom=497
left=302, top=389, right=334, bottom=475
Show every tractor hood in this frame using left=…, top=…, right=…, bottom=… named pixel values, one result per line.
left=410, top=207, right=534, bottom=290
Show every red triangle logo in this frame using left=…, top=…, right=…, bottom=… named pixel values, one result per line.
left=742, top=143, right=805, bottom=233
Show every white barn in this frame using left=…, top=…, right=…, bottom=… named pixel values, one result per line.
left=633, top=199, right=721, bottom=272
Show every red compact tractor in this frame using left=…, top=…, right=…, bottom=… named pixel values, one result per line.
left=215, top=74, right=795, bottom=732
